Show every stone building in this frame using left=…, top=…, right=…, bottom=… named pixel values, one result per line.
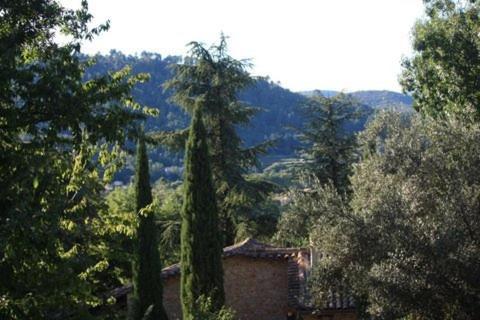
left=113, top=238, right=356, bottom=320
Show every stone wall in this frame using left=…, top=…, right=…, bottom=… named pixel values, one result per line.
left=162, top=256, right=291, bottom=320
left=224, top=256, right=290, bottom=320
left=163, top=275, right=181, bottom=320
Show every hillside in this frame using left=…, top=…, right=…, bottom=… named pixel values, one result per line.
left=87, top=51, right=412, bottom=182
left=300, top=90, right=413, bottom=111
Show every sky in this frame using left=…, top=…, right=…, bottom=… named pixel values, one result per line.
left=61, top=0, right=425, bottom=93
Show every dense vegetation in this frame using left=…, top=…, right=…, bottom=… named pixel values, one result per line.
left=400, top=0, right=480, bottom=120
left=277, top=1, right=480, bottom=319
left=2, top=0, right=479, bottom=319
left=128, top=134, right=168, bottom=320
left=296, top=111, right=480, bottom=319
left=0, top=1, right=151, bottom=318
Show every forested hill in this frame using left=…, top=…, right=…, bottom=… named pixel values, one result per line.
left=301, top=90, right=413, bottom=111
left=87, top=51, right=412, bottom=182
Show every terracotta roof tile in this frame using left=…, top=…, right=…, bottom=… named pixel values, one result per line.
left=160, top=238, right=308, bottom=278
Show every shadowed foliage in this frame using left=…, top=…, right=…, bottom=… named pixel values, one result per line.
left=128, top=134, right=168, bottom=320
left=181, top=108, right=225, bottom=319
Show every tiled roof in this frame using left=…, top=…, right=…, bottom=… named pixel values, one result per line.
left=225, top=238, right=305, bottom=256
left=162, top=238, right=307, bottom=278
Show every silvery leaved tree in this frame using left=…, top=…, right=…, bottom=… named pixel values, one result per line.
left=308, top=111, right=480, bottom=319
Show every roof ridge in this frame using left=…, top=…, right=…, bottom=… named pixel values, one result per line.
left=158, top=238, right=308, bottom=279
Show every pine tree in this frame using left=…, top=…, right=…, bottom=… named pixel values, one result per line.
left=163, top=36, right=274, bottom=245
left=300, top=93, right=361, bottom=194
left=129, top=133, right=168, bottom=320
left=181, top=107, right=225, bottom=319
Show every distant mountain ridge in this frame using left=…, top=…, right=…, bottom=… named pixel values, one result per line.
left=300, top=90, right=413, bottom=111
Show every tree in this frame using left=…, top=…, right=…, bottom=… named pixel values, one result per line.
left=128, top=134, right=168, bottom=320
left=101, top=179, right=184, bottom=284
left=299, top=93, right=361, bottom=194
left=0, top=1, right=149, bottom=318
left=273, top=176, right=347, bottom=248
left=154, top=180, right=183, bottom=266
left=162, top=36, right=274, bottom=245
left=400, top=0, right=480, bottom=121
left=308, top=111, right=480, bottom=319
left=181, top=107, right=224, bottom=319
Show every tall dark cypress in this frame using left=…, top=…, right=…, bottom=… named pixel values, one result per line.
left=181, top=107, right=225, bottom=319
left=129, top=134, right=168, bottom=320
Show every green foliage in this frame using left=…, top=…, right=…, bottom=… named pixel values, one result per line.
left=400, top=0, right=480, bottom=121
left=164, top=36, right=275, bottom=244
left=299, top=94, right=362, bottom=194
left=192, top=295, right=236, bottom=320
left=273, top=176, right=349, bottom=248
left=232, top=186, right=281, bottom=242
left=100, top=186, right=136, bottom=276
left=181, top=108, right=225, bottom=319
left=100, top=179, right=183, bottom=297
left=153, top=180, right=183, bottom=266
left=307, top=111, right=480, bottom=319
left=129, top=135, right=168, bottom=320
left=0, top=1, right=149, bottom=318
left=274, top=91, right=364, bottom=249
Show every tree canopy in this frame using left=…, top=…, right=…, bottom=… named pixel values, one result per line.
left=400, top=0, right=480, bottom=120
left=0, top=1, right=150, bottom=318
left=307, top=111, right=480, bottom=319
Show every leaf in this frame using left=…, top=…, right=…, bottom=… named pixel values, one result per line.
left=33, top=177, right=39, bottom=189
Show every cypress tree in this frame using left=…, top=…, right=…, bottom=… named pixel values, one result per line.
left=129, top=133, right=168, bottom=320
left=181, top=107, right=225, bottom=319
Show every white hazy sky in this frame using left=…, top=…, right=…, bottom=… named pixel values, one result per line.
left=61, top=0, right=425, bottom=93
